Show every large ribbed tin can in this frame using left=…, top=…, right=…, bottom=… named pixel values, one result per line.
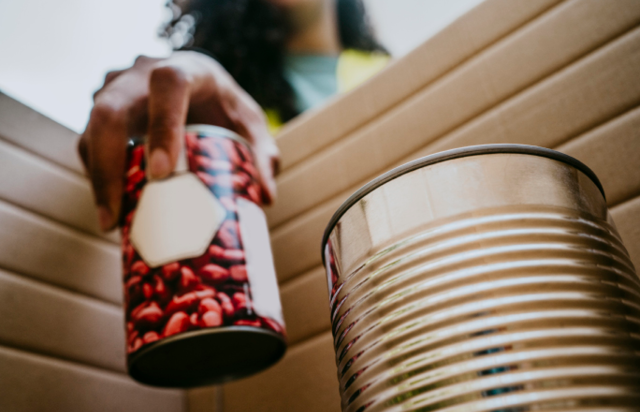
left=322, top=145, right=640, bottom=411
left=121, top=125, right=286, bottom=387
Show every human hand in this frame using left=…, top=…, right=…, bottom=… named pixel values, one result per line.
left=78, top=51, right=280, bottom=231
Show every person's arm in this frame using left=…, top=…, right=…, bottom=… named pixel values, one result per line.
left=78, top=51, right=280, bottom=231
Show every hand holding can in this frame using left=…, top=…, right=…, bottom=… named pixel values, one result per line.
left=77, top=51, right=280, bottom=232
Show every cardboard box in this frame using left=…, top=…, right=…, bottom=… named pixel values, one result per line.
left=0, top=92, right=185, bottom=411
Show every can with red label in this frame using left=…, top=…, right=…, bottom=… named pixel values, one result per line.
left=120, top=124, right=286, bottom=387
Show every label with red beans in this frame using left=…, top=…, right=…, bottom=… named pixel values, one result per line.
left=120, top=125, right=286, bottom=356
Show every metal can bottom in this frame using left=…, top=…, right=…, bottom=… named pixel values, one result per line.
left=127, top=326, right=287, bottom=388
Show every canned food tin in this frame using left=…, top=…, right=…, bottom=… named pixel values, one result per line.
left=121, top=124, right=286, bottom=387
left=322, top=145, right=640, bottom=411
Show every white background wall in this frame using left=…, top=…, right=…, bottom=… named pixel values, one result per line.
left=0, top=0, right=483, bottom=132
left=364, top=0, right=484, bottom=57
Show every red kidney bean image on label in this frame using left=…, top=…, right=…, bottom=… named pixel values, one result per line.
left=120, top=125, right=286, bottom=387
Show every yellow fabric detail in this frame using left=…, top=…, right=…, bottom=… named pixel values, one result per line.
left=265, top=49, right=390, bottom=133
left=264, top=109, right=283, bottom=135
left=337, top=49, right=390, bottom=93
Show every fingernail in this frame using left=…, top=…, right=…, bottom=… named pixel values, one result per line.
left=149, top=149, right=171, bottom=179
left=97, top=206, right=113, bottom=231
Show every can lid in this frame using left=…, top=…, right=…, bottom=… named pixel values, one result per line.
left=185, top=124, right=251, bottom=148
left=132, top=124, right=250, bottom=148
left=130, top=124, right=253, bottom=172
left=321, top=144, right=606, bottom=261
left=128, top=326, right=287, bottom=388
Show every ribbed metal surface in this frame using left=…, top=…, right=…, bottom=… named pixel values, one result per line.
left=323, top=147, right=640, bottom=411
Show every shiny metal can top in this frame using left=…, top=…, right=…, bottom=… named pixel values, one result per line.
left=321, top=144, right=605, bottom=263
left=185, top=124, right=251, bottom=148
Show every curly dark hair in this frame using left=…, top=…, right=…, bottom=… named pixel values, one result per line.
left=161, top=0, right=387, bottom=122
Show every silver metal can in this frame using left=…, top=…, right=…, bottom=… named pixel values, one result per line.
left=322, top=145, right=640, bottom=411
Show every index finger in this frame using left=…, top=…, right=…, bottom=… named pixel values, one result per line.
left=146, top=64, right=191, bottom=179
left=83, top=101, right=129, bottom=231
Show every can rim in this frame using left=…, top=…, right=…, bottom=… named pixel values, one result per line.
left=132, top=124, right=251, bottom=148
left=321, top=144, right=606, bottom=262
left=127, top=325, right=287, bottom=387
left=185, top=124, right=251, bottom=148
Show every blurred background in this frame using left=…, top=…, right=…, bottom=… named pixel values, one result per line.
left=0, top=0, right=483, bottom=132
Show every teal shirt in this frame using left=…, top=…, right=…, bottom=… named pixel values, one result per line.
left=283, top=54, right=339, bottom=113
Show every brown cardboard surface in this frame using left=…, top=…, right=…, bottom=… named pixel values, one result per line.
left=611, top=195, right=640, bottom=272
left=222, top=332, right=340, bottom=412
left=271, top=193, right=346, bottom=283
left=280, top=265, right=331, bottom=344
left=188, top=386, right=221, bottom=412
left=0, top=92, right=84, bottom=174
left=0, top=268, right=125, bottom=372
left=267, top=0, right=640, bottom=230
left=413, top=26, right=640, bottom=157
left=0, top=199, right=121, bottom=304
left=0, top=345, right=184, bottom=412
left=0, top=138, right=115, bottom=241
left=558, top=106, right=640, bottom=206
left=274, top=0, right=563, bottom=172
left=0, top=60, right=183, bottom=412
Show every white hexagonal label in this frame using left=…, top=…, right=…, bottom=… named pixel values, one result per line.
left=130, top=173, right=226, bottom=268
